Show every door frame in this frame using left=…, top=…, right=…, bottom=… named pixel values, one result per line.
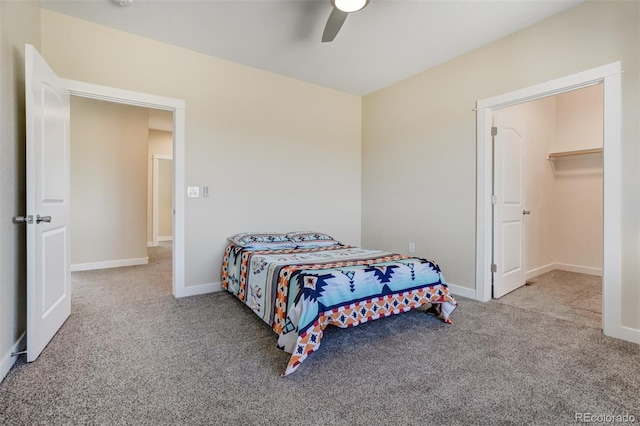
left=62, top=79, right=189, bottom=298
left=475, top=61, right=627, bottom=340
left=152, top=154, right=173, bottom=247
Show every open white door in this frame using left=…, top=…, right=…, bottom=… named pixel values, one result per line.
left=24, top=44, right=71, bottom=362
left=492, top=112, right=527, bottom=298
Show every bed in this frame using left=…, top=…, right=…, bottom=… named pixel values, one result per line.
left=221, top=231, right=458, bottom=376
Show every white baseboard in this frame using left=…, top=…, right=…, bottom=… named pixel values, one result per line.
left=554, top=263, right=603, bottom=277
left=526, top=263, right=557, bottom=280
left=147, top=238, right=172, bottom=247
left=1, top=332, right=25, bottom=384
left=527, top=262, right=603, bottom=279
left=174, top=281, right=222, bottom=298
left=71, top=257, right=149, bottom=272
left=613, top=325, right=640, bottom=345
left=445, top=282, right=476, bottom=299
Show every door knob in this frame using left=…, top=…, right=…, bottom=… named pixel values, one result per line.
left=14, top=215, right=33, bottom=224
left=523, top=210, right=531, bottom=215
left=36, top=215, right=51, bottom=224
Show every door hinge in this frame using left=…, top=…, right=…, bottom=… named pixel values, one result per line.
left=491, top=263, right=497, bottom=273
left=491, top=195, right=497, bottom=205
left=491, top=126, right=497, bottom=136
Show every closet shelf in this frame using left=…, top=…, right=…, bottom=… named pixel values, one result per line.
left=548, top=148, right=603, bottom=160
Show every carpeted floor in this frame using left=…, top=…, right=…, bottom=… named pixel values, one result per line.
left=496, top=269, right=602, bottom=330
left=1, top=246, right=638, bottom=425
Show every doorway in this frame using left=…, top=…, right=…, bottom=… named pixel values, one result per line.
left=152, top=155, right=174, bottom=247
left=63, top=78, right=188, bottom=297
left=491, top=85, right=604, bottom=327
left=68, top=99, right=175, bottom=280
left=475, top=61, right=624, bottom=340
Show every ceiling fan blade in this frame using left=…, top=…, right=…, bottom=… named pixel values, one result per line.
left=322, top=8, right=348, bottom=43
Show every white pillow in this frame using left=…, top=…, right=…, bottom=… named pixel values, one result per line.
left=228, top=232, right=296, bottom=249
left=286, top=231, right=341, bottom=248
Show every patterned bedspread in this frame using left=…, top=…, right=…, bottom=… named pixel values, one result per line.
left=221, top=244, right=457, bottom=376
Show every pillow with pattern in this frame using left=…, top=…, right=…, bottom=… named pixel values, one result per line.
left=286, top=231, right=341, bottom=248
left=228, top=232, right=296, bottom=249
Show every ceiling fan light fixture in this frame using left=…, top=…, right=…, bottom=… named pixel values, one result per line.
left=332, top=0, right=369, bottom=13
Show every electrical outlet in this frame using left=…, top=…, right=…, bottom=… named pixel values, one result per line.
left=408, top=242, right=415, bottom=253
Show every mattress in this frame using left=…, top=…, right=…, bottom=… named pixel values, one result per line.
left=221, top=241, right=457, bottom=376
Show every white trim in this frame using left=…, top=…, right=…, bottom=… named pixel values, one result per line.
left=158, top=236, right=173, bottom=242
left=445, top=283, right=476, bottom=299
left=71, top=257, right=149, bottom=272
left=476, top=65, right=620, bottom=110
left=615, top=326, right=640, bottom=345
left=153, top=154, right=173, bottom=161
left=61, top=78, right=187, bottom=298
left=173, top=108, right=187, bottom=298
left=554, top=263, right=603, bottom=277
left=0, top=332, right=26, bottom=383
left=600, top=65, right=623, bottom=340
left=147, top=241, right=156, bottom=248
left=152, top=154, right=173, bottom=247
left=63, top=79, right=184, bottom=111
left=476, top=107, right=493, bottom=302
left=180, top=282, right=222, bottom=298
left=525, top=263, right=557, bottom=281
left=526, top=263, right=603, bottom=280
left=475, top=62, right=628, bottom=342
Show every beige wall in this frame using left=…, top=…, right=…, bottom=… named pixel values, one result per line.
left=70, top=97, right=149, bottom=266
left=41, top=9, right=363, bottom=288
left=551, top=86, right=603, bottom=271
left=362, top=1, right=639, bottom=328
left=0, top=0, right=41, bottom=379
left=498, top=86, right=603, bottom=276
left=556, top=85, right=604, bottom=152
left=147, top=129, right=173, bottom=244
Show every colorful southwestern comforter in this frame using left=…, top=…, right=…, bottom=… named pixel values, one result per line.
left=221, top=244, right=457, bottom=376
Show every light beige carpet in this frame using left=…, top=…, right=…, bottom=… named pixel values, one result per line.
left=2, top=252, right=638, bottom=425
left=496, top=269, right=602, bottom=329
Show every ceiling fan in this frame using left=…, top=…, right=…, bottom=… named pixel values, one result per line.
left=322, top=0, right=371, bottom=43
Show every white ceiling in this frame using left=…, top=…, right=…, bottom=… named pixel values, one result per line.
left=39, top=0, right=583, bottom=96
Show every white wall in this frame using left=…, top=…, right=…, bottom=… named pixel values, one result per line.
left=40, top=9, right=363, bottom=289
left=0, top=0, right=41, bottom=382
left=70, top=96, right=149, bottom=268
left=362, top=1, right=639, bottom=329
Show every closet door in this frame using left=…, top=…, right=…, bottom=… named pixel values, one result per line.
left=493, top=113, right=527, bottom=298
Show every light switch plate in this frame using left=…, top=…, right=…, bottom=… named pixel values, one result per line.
left=187, top=186, right=200, bottom=198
